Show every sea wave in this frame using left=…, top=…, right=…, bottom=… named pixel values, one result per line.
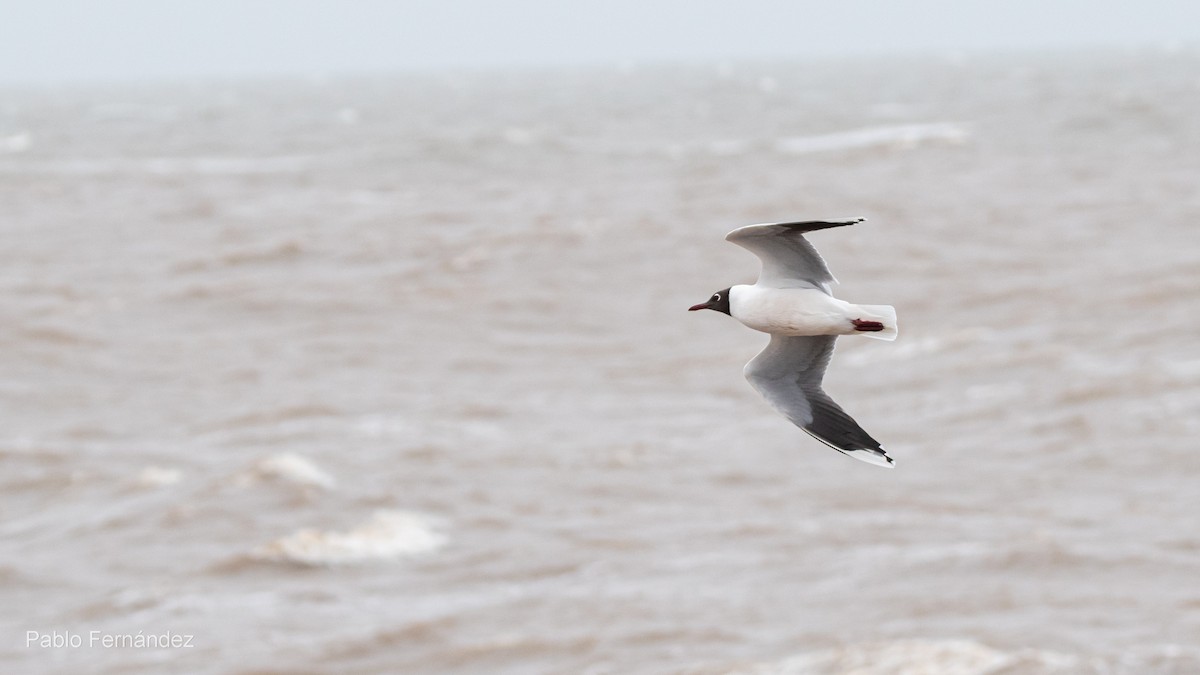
left=487, top=122, right=970, bottom=158
left=773, top=123, right=970, bottom=155
left=0, top=155, right=311, bottom=175
left=233, top=453, right=336, bottom=491
left=730, top=640, right=1200, bottom=674
left=251, top=510, right=446, bottom=566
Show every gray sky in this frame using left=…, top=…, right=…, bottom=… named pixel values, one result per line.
left=3, top=0, right=1198, bottom=84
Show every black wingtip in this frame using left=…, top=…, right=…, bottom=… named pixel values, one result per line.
left=770, top=218, right=865, bottom=233
left=800, top=429, right=893, bottom=468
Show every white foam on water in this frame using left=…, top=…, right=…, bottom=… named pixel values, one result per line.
left=1158, top=356, right=1200, bottom=380
left=252, top=510, right=446, bottom=565
left=1, top=156, right=310, bottom=175
left=729, top=639, right=1081, bottom=675
left=134, top=466, right=183, bottom=488
left=502, top=127, right=537, bottom=145
left=235, top=453, right=336, bottom=490
left=707, top=139, right=753, bottom=156
left=352, top=414, right=410, bottom=439
left=774, top=123, right=970, bottom=155
left=1, top=132, right=31, bottom=153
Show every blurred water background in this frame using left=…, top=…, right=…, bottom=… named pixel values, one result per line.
left=2, top=47, right=1200, bottom=673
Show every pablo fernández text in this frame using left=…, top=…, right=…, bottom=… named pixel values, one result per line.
left=27, top=630, right=195, bottom=649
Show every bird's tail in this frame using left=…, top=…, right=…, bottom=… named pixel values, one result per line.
left=854, top=304, right=898, bottom=341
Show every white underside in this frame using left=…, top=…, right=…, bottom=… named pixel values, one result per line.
left=729, top=285, right=898, bottom=340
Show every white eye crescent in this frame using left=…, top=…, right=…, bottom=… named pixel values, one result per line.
left=713, top=294, right=721, bottom=301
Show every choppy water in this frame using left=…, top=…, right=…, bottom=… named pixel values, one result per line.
left=3, top=48, right=1200, bottom=674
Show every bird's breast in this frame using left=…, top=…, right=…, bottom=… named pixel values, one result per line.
left=729, top=285, right=854, bottom=336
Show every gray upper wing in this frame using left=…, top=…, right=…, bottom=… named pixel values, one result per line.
left=744, top=334, right=890, bottom=465
left=725, top=218, right=863, bottom=294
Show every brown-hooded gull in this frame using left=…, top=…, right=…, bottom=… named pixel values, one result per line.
left=689, top=218, right=898, bottom=467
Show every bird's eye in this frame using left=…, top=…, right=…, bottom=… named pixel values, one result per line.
left=713, top=294, right=721, bottom=301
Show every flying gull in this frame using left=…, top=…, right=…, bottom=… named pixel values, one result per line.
left=689, top=218, right=897, bottom=467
